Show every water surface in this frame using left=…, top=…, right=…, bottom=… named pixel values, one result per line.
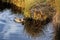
left=0, top=9, right=54, bottom=40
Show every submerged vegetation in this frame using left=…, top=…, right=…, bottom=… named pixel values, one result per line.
left=24, top=17, right=51, bottom=37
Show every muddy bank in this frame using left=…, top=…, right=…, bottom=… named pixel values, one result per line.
left=0, top=1, right=11, bottom=11
left=0, top=1, right=23, bottom=13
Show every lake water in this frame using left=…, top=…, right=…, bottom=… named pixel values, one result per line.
left=0, top=9, right=55, bottom=40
